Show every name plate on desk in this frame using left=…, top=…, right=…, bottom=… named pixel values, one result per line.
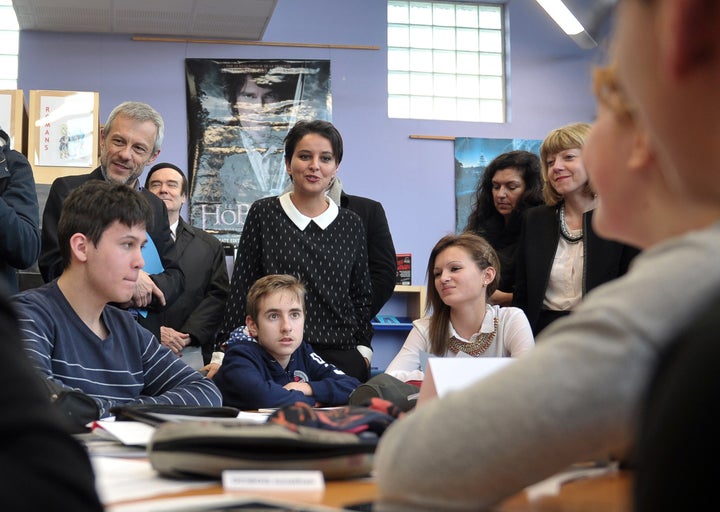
left=222, top=470, right=325, bottom=492
left=418, top=357, right=515, bottom=406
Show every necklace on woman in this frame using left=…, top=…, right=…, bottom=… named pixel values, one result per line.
left=559, top=204, right=583, bottom=243
left=448, top=317, right=499, bottom=357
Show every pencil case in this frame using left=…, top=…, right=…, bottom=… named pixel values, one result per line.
left=147, top=420, right=377, bottom=480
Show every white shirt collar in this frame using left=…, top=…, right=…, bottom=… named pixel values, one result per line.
left=169, top=219, right=179, bottom=241
left=448, top=304, right=495, bottom=342
left=279, top=192, right=338, bottom=230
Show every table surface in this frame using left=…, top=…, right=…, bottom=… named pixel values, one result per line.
left=497, top=471, right=632, bottom=512
left=109, top=470, right=632, bottom=511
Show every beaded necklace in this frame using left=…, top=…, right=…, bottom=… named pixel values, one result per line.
left=448, top=317, right=499, bottom=357
left=559, top=204, right=583, bottom=243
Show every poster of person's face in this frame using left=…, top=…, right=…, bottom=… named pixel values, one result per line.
left=185, top=59, right=332, bottom=246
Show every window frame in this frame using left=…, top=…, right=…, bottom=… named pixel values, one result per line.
left=387, top=0, right=506, bottom=123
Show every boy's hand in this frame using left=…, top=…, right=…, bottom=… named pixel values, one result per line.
left=284, top=381, right=313, bottom=396
left=200, top=363, right=221, bottom=379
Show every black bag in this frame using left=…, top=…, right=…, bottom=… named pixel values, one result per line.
left=110, top=403, right=240, bottom=426
left=348, top=373, right=420, bottom=412
left=148, top=420, right=377, bottom=480
left=42, top=378, right=100, bottom=433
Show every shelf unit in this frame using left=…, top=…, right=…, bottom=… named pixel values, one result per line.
left=372, top=285, right=427, bottom=330
left=371, top=284, right=427, bottom=371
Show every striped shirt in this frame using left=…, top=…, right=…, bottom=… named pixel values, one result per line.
left=13, top=281, right=222, bottom=417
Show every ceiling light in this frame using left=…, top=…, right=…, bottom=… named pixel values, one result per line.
left=536, top=0, right=584, bottom=35
left=535, top=0, right=598, bottom=49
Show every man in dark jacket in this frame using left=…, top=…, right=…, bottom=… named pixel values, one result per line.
left=145, top=162, right=229, bottom=367
left=38, top=101, right=183, bottom=339
left=0, top=128, right=40, bottom=294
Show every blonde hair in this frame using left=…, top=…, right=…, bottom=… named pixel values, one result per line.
left=593, top=65, right=635, bottom=124
left=540, top=122, right=594, bottom=205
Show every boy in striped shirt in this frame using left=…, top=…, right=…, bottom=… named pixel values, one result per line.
left=14, top=180, right=221, bottom=418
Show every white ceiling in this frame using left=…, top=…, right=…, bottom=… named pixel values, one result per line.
left=9, top=0, right=613, bottom=48
left=10, top=0, right=279, bottom=40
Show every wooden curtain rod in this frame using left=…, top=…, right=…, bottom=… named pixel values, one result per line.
left=409, top=134, right=456, bottom=141
left=132, top=36, right=379, bottom=51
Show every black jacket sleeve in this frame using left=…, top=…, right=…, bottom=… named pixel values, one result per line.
left=39, top=173, right=75, bottom=282
left=0, top=134, right=41, bottom=292
left=179, top=227, right=230, bottom=347
left=343, top=193, right=397, bottom=317
left=140, top=188, right=185, bottom=309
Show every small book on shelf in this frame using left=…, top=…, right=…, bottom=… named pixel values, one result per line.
left=396, top=253, right=411, bottom=285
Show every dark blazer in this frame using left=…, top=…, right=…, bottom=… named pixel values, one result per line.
left=0, top=130, right=41, bottom=294
left=159, top=217, right=229, bottom=364
left=341, top=192, right=397, bottom=318
left=512, top=205, right=639, bottom=334
left=38, top=167, right=184, bottom=336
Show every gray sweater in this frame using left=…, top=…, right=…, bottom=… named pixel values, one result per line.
left=374, top=221, right=720, bottom=511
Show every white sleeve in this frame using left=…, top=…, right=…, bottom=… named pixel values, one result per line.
left=384, top=319, right=431, bottom=382
left=499, top=307, right=535, bottom=357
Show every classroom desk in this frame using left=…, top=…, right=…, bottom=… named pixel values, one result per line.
left=108, top=470, right=632, bottom=511
left=497, top=471, right=632, bottom=512
left=108, top=479, right=378, bottom=510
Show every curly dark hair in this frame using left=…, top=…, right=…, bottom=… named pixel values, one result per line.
left=465, top=150, right=544, bottom=248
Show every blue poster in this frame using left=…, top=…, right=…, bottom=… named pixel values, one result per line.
left=454, top=137, right=542, bottom=232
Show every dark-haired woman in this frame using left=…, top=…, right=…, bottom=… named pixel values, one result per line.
left=465, top=150, right=544, bottom=306
left=219, top=120, right=373, bottom=382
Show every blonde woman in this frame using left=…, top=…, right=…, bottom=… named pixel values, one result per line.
left=511, top=122, right=639, bottom=335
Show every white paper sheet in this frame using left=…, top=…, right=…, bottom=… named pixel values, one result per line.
left=92, top=456, right=216, bottom=505
left=92, top=420, right=155, bottom=446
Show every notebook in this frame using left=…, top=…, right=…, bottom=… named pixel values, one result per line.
left=417, top=357, right=515, bottom=407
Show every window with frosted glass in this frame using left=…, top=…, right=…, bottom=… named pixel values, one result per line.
left=387, top=1, right=505, bottom=123
left=0, top=1, right=19, bottom=90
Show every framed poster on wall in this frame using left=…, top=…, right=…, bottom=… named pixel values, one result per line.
left=454, top=137, right=542, bottom=232
left=0, top=89, right=26, bottom=153
left=185, top=59, right=332, bottom=247
left=27, top=90, right=99, bottom=184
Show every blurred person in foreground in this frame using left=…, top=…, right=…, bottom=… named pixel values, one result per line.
left=0, top=291, right=102, bottom=511
left=373, top=55, right=720, bottom=511
left=606, top=1, right=720, bottom=510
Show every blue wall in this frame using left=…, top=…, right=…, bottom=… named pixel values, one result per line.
left=18, top=0, right=604, bottom=287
